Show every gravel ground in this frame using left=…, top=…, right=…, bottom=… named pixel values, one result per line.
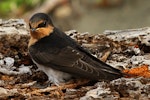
left=0, top=19, right=149, bottom=100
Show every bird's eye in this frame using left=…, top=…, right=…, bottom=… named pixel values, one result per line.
left=38, top=21, right=46, bottom=28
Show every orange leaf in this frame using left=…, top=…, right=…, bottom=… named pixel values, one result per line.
left=123, top=65, right=150, bottom=78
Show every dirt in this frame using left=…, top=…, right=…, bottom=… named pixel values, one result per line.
left=0, top=19, right=149, bottom=100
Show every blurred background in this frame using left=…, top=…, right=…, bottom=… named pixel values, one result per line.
left=0, top=0, right=150, bottom=34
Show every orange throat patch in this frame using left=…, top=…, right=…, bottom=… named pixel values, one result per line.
left=28, top=25, right=54, bottom=47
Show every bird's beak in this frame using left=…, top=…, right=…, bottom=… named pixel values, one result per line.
left=30, top=28, right=37, bottom=32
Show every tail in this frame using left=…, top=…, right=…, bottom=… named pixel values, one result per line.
left=98, top=62, right=124, bottom=80
left=77, top=46, right=124, bottom=81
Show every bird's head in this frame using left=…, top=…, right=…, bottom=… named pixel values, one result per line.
left=29, top=13, right=54, bottom=40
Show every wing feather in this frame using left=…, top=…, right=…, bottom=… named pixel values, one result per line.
left=29, top=45, right=122, bottom=80
left=29, top=28, right=123, bottom=80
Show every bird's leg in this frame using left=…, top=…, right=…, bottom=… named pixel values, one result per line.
left=44, top=80, right=53, bottom=87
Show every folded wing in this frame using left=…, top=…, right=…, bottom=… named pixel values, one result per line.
left=29, top=45, right=123, bottom=80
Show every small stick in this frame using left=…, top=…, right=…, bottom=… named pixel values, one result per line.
left=100, top=50, right=111, bottom=62
left=27, top=79, right=90, bottom=95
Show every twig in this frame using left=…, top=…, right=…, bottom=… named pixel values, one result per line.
left=100, top=50, right=111, bottom=62
left=21, top=81, right=37, bottom=88
left=27, top=79, right=89, bottom=95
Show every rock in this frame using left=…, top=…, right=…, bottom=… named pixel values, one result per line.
left=4, top=57, right=15, bottom=68
left=0, top=87, right=8, bottom=96
left=0, top=19, right=150, bottom=99
left=0, top=87, right=18, bottom=99
left=104, top=27, right=150, bottom=43
left=110, top=77, right=150, bottom=100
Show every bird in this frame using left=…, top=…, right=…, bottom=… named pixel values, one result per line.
left=28, top=13, right=123, bottom=85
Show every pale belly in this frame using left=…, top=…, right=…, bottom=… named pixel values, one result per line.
left=33, top=60, right=72, bottom=86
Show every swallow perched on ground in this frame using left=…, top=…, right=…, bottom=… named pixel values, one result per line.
left=28, top=13, right=123, bottom=85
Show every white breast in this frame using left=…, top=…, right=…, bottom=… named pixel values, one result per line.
left=33, top=60, right=72, bottom=85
